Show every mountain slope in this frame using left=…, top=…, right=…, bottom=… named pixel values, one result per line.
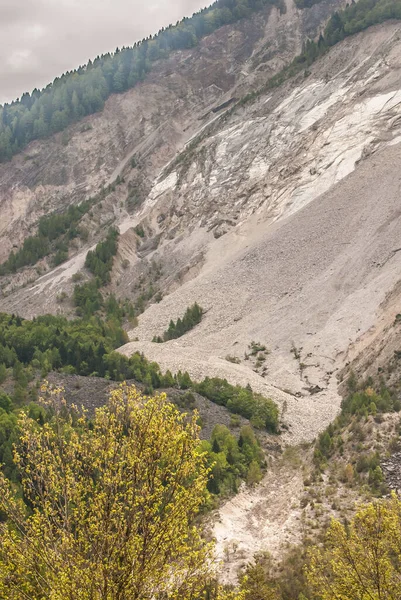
left=0, top=0, right=341, bottom=265
left=114, top=20, right=401, bottom=442
left=118, top=134, right=401, bottom=442
left=2, top=11, right=401, bottom=445
left=3, top=0, right=401, bottom=587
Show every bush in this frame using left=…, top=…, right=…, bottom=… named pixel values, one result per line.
left=72, top=272, right=83, bottom=282
left=0, top=386, right=215, bottom=597
left=226, top=355, right=241, bottom=364
left=249, top=341, right=267, bottom=356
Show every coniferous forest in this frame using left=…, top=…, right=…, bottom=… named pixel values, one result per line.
left=0, top=0, right=279, bottom=163
left=1, top=0, right=400, bottom=164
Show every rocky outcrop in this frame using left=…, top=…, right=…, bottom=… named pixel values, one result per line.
left=382, top=452, right=401, bottom=493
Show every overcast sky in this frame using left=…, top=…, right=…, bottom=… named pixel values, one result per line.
left=0, top=0, right=208, bottom=105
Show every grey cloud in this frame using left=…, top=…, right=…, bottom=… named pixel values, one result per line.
left=0, top=0, right=208, bottom=104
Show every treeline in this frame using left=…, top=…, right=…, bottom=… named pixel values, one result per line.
left=0, top=309, right=277, bottom=491
left=0, top=313, right=128, bottom=378
left=295, top=0, right=401, bottom=66
left=0, top=201, right=92, bottom=275
left=311, top=0, right=401, bottom=49
left=153, top=302, right=203, bottom=342
left=0, top=311, right=279, bottom=431
left=98, top=355, right=279, bottom=434
left=0, top=0, right=278, bottom=163
left=1, top=0, right=400, bottom=164
left=295, top=0, right=401, bottom=30
left=103, top=358, right=279, bottom=433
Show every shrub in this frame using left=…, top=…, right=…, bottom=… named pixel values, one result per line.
left=226, top=355, right=241, bottom=364
left=0, top=385, right=215, bottom=597
left=72, top=272, right=83, bottom=282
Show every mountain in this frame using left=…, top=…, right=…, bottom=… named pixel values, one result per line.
left=2, top=0, right=401, bottom=586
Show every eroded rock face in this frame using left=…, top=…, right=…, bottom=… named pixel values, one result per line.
left=0, top=0, right=340, bottom=264
left=139, top=24, right=401, bottom=244
left=382, top=452, right=401, bottom=493
left=112, top=23, right=401, bottom=444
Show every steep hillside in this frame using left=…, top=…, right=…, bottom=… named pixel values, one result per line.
left=115, top=21, right=401, bottom=442
left=2, top=8, right=401, bottom=445
left=3, top=0, right=401, bottom=588
left=0, top=0, right=341, bottom=267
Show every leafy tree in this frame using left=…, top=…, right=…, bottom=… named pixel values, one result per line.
left=307, top=494, right=401, bottom=599
left=0, top=384, right=215, bottom=599
left=0, top=312, right=127, bottom=377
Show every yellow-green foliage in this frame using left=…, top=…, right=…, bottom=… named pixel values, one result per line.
left=307, top=493, right=401, bottom=599
left=0, top=384, right=220, bottom=599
